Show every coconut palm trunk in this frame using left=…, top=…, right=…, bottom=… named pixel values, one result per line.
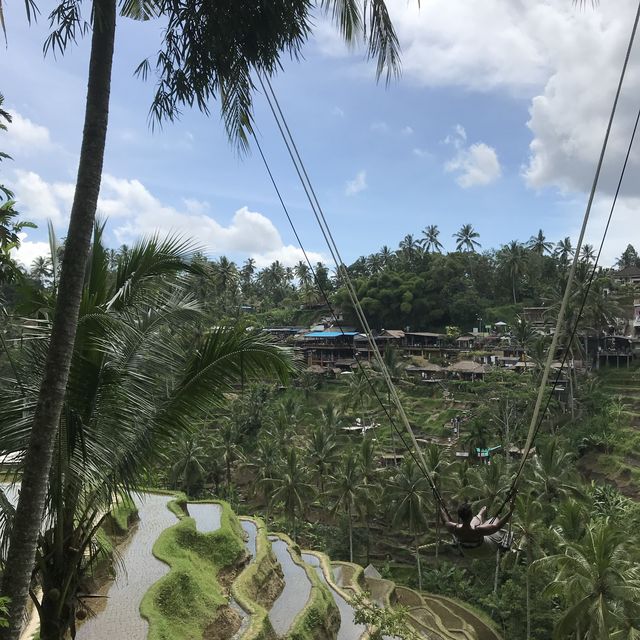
left=0, top=2, right=116, bottom=636
left=348, top=504, right=354, bottom=563
left=415, top=534, right=422, bottom=591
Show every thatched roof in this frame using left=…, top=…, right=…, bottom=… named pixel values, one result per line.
left=307, top=365, right=326, bottom=374
left=406, top=363, right=443, bottom=373
left=448, top=360, right=488, bottom=374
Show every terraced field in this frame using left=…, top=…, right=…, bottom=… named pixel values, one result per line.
left=579, top=365, right=640, bottom=498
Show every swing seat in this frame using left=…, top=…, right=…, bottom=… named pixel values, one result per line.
left=447, top=528, right=515, bottom=558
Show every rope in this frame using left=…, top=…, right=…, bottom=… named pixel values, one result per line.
left=251, top=127, right=448, bottom=513
left=256, top=72, right=448, bottom=512
left=498, top=0, right=640, bottom=512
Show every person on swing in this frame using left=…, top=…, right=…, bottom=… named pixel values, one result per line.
left=440, top=494, right=516, bottom=548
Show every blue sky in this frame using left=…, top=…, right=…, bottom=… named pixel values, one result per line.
left=2, top=0, right=639, bottom=269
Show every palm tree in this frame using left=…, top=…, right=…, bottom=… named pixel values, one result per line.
left=554, top=237, right=574, bottom=265
left=453, top=224, right=481, bottom=252
left=0, top=98, right=35, bottom=285
left=398, top=234, right=421, bottom=262
left=270, top=448, right=314, bottom=541
left=307, top=425, right=338, bottom=498
left=379, top=245, right=394, bottom=268
left=512, top=495, right=545, bottom=640
left=0, top=226, right=294, bottom=639
left=580, top=243, right=596, bottom=264
left=512, top=314, right=537, bottom=362
left=535, top=522, right=640, bottom=638
left=528, top=229, right=553, bottom=255
left=240, top=257, right=256, bottom=291
left=386, top=459, right=431, bottom=590
left=251, top=435, right=282, bottom=525
left=330, top=449, right=367, bottom=562
left=499, top=240, right=526, bottom=303
left=424, top=444, right=447, bottom=565
left=531, top=440, right=577, bottom=507
left=30, top=256, right=53, bottom=284
left=420, top=225, right=444, bottom=253
left=1, top=3, right=400, bottom=631
left=359, top=435, right=379, bottom=564
left=294, top=260, right=312, bottom=289
left=213, top=418, right=244, bottom=496
left=169, top=434, right=209, bottom=497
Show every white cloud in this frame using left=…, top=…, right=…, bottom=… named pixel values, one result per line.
left=316, top=1, right=640, bottom=196
left=331, top=106, right=345, bottom=117
left=445, top=130, right=502, bottom=188
left=8, top=171, right=326, bottom=267
left=345, top=170, right=368, bottom=196
left=5, top=111, right=52, bottom=156
left=12, top=233, right=51, bottom=269
left=413, top=147, right=431, bottom=159
left=401, top=126, right=414, bottom=135
left=11, top=170, right=71, bottom=224
left=370, top=121, right=389, bottom=133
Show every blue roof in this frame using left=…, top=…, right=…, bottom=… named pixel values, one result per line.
left=304, top=331, right=359, bottom=338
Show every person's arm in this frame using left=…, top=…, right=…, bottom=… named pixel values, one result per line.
left=476, top=496, right=516, bottom=534
left=477, top=505, right=487, bottom=524
left=439, top=506, right=458, bottom=533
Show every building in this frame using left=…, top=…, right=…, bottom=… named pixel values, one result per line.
left=614, top=265, right=640, bottom=285
left=353, top=329, right=404, bottom=361
left=296, top=330, right=360, bottom=369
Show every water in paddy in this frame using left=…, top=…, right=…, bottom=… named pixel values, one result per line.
left=187, top=502, right=222, bottom=533
left=302, top=553, right=367, bottom=640
left=75, top=493, right=177, bottom=640
left=268, top=537, right=312, bottom=636
left=241, top=519, right=258, bottom=558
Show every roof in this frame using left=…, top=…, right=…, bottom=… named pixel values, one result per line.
left=303, top=331, right=359, bottom=338
left=383, top=329, right=405, bottom=339
left=448, top=360, right=488, bottom=373
left=406, top=331, right=444, bottom=338
left=406, top=363, right=442, bottom=372
left=616, top=265, right=640, bottom=277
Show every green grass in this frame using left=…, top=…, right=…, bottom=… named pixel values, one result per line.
left=107, top=497, right=138, bottom=535
left=140, top=500, right=246, bottom=640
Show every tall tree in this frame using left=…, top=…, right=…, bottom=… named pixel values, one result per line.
left=387, top=459, right=431, bottom=590
left=453, top=224, right=481, bottom=252
left=554, top=237, right=574, bottom=267
left=0, top=227, right=294, bottom=639
left=499, top=240, right=526, bottom=303
left=535, top=522, right=640, bottom=639
left=420, top=225, right=444, bottom=253
left=0, top=94, right=35, bottom=285
left=527, top=229, right=553, bottom=255
left=1, top=2, right=401, bottom=632
left=330, top=448, right=367, bottom=562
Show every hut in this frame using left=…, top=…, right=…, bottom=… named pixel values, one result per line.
left=447, top=360, right=489, bottom=380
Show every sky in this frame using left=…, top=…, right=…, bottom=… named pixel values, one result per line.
left=2, top=0, right=640, bottom=271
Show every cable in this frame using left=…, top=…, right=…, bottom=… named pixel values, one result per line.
left=256, top=73, right=447, bottom=509
left=251, top=130, right=447, bottom=510
left=496, top=0, right=640, bottom=513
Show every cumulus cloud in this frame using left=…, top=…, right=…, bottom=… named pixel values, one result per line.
left=444, top=126, right=501, bottom=188
left=331, top=106, right=345, bottom=117
left=401, top=126, right=414, bottom=135
left=8, top=171, right=326, bottom=267
left=345, top=170, right=368, bottom=196
left=13, top=233, right=50, bottom=269
left=5, top=111, right=53, bottom=156
left=316, top=0, right=640, bottom=196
